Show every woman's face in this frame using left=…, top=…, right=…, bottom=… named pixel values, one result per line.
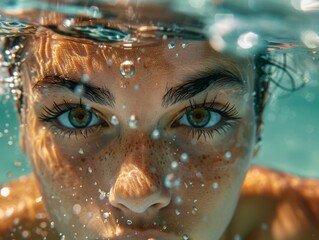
left=20, top=33, right=257, bottom=240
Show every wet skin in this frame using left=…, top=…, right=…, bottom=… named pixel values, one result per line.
left=17, top=33, right=257, bottom=239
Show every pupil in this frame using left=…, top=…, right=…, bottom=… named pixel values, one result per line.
left=69, top=108, right=92, bottom=128
left=187, top=108, right=210, bottom=127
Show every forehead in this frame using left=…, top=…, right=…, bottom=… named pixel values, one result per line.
left=22, top=34, right=254, bottom=90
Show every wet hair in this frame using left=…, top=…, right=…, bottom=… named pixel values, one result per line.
left=0, top=36, right=304, bottom=128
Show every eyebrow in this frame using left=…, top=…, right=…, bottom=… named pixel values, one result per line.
left=162, top=69, right=246, bottom=108
left=33, top=75, right=115, bottom=107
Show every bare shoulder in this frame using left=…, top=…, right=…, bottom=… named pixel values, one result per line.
left=227, top=165, right=319, bottom=240
left=0, top=174, right=58, bottom=239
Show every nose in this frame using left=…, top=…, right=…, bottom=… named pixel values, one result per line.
left=109, top=163, right=171, bottom=213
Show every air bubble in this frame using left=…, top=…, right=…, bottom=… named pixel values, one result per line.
left=224, top=151, right=232, bottom=160
left=0, top=187, right=10, bottom=197
left=73, top=84, right=85, bottom=97
left=168, top=42, right=176, bottom=49
left=120, top=60, right=135, bottom=78
left=181, top=43, right=189, bottom=48
left=133, top=84, right=140, bottom=91
left=182, top=234, right=190, bottom=240
left=171, top=161, right=178, bottom=170
left=237, top=32, right=259, bottom=49
left=127, top=219, right=133, bottom=225
left=107, top=59, right=113, bottom=66
left=180, top=152, right=189, bottom=162
left=175, top=209, right=181, bottom=216
left=78, top=148, right=84, bottom=154
left=192, top=206, right=198, bottom=214
left=81, top=74, right=89, bottom=83
left=212, top=182, right=219, bottom=191
left=99, top=190, right=107, bottom=200
left=62, top=18, right=74, bottom=27
left=111, top=115, right=119, bottom=125
left=164, top=173, right=180, bottom=189
left=87, top=166, right=93, bottom=173
left=87, top=5, right=101, bottom=18
left=151, top=129, right=160, bottom=140
left=128, top=115, right=139, bottom=129
left=103, top=212, right=110, bottom=218
left=73, top=204, right=82, bottom=215
left=234, top=234, right=241, bottom=240
left=50, top=221, right=55, bottom=229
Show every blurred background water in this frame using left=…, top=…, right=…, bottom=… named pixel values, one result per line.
left=1, top=75, right=318, bottom=185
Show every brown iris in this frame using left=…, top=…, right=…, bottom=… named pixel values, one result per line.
left=186, top=107, right=211, bottom=128
left=68, top=107, right=92, bottom=128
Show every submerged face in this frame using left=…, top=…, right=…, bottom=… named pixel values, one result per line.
left=19, top=33, right=257, bottom=240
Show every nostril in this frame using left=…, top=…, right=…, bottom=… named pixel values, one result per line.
left=109, top=186, right=171, bottom=213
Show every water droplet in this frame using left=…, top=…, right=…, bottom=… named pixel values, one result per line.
left=171, top=161, right=178, bottom=170
left=87, top=212, right=93, bottom=219
left=87, top=5, right=101, bottom=18
left=50, top=221, right=55, bottom=229
left=73, top=84, right=85, bottom=97
left=133, top=84, right=140, bottom=91
left=180, top=152, right=189, bottom=162
left=128, top=115, right=139, bottom=129
left=175, top=196, right=183, bottom=205
left=103, top=212, right=110, bottom=218
left=127, top=219, right=133, bottom=225
left=175, top=209, right=181, bottom=216
left=192, top=206, right=198, bottom=214
left=78, top=148, right=84, bottom=154
left=62, top=18, right=74, bottom=27
left=73, top=204, right=82, bottom=215
left=107, top=58, right=113, bottom=66
left=120, top=60, right=135, bottom=78
left=60, top=235, right=66, bottom=240
left=212, top=182, right=219, bottom=191
left=81, top=74, right=89, bottom=83
left=164, top=173, right=180, bottom=189
left=224, top=151, right=232, bottom=160
left=237, top=32, right=259, bottom=49
left=182, top=234, right=190, bottom=240
left=0, top=187, right=10, bottom=197
left=151, top=129, right=160, bottom=139
left=111, top=115, right=119, bottom=125
left=260, top=223, right=268, bottom=231
left=87, top=166, right=93, bottom=173
left=181, top=43, right=189, bottom=48
left=168, top=42, right=176, bottom=49
left=234, top=234, right=242, bottom=240
left=99, top=190, right=107, bottom=200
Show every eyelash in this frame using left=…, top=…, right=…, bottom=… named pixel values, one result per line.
left=174, top=96, right=241, bottom=140
left=38, top=97, right=240, bottom=140
left=39, top=99, right=104, bottom=138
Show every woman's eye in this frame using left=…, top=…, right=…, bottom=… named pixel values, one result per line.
left=178, top=107, right=222, bottom=128
left=57, top=107, right=101, bottom=128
